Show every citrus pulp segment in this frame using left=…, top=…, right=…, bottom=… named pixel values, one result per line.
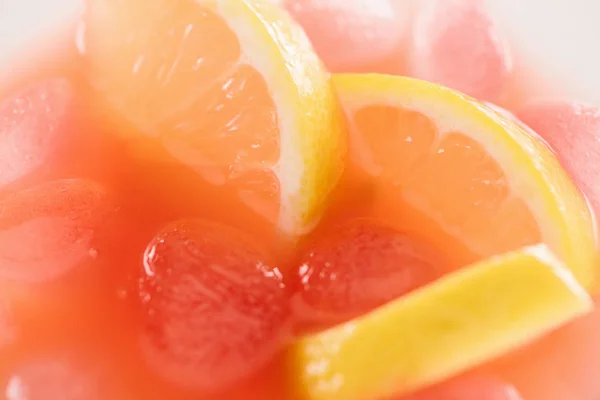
left=288, top=244, right=592, bottom=400
left=81, top=0, right=347, bottom=236
left=333, top=73, right=599, bottom=292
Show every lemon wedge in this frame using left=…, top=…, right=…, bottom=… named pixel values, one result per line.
left=334, top=74, right=599, bottom=291
left=82, top=0, right=347, bottom=236
left=289, top=244, right=592, bottom=400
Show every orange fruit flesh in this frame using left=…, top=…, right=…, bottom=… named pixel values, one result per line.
left=84, top=0, right=282, bottom=227
left=346, top=104, right=541, bottom=268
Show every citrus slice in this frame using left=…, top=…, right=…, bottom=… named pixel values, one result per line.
left=333, top=74, right=598, bottom=292
left=288, top=244, right=592, bottom=400
left=80, top=0, right=346, bottom=236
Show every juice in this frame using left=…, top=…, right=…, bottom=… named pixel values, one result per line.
left=0, top=1, right=599, bottom=400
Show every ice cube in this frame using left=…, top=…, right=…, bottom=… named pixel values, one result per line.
left=292, top=218, right=445, bottom=330
left=284, top=0, right=406, bottom=72
left=0, top=78, right=75, bottom=190
left=138, top=219, right=289, bottom=391
left=409, top=0, right=512, bottom=102
left=516, top=101, right=600, bottom=218
left=0, top=179, right=117, bottom=283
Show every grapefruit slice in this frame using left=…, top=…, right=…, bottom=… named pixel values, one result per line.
left=333, top=74, right=598, bottom=292
left=288, top=244, right=592, bottom=400
left=80, top=0, right=346, bottom=236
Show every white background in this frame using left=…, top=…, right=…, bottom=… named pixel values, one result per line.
left=487, top=0, right=600, bottom=105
